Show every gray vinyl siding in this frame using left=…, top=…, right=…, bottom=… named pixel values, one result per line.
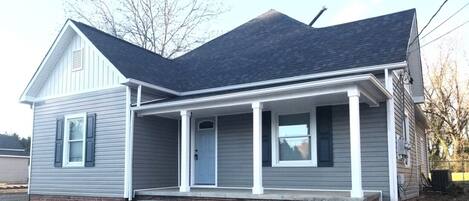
left=30, top=87, right=127, bottom=197
left=132, top=116, right=179, bottom=189
left=393, top=73, right=419, bottom=200
left=217, top=104, right=390, bottom=200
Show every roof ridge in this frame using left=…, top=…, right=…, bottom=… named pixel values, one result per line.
left=70, top=19, right=171, bottom=61
left=316, top=8, right=416, bottom=29
left=176, top=9, right=310, bottom=59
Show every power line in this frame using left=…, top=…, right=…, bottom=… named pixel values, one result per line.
left=410, top=19, right=469, bottom=53
left=408, top=0, right=449, bottom=47
left=421, top=1, right=469, bottom=40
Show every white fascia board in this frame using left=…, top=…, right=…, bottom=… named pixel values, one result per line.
left=19, top=20, right=73, bottom=104
left=179, top=61, right=406, bottom=96
left=134, top=74, right=390, bottom=115
left=121, top=78, right=180, bottom=95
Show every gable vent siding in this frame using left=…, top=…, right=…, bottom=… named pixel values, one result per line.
left=36, top=35, right=125, bottom=99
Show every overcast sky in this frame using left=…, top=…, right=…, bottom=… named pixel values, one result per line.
left=0, top=0, right=468, bottom=138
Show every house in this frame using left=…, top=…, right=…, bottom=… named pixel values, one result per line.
left=20, top=8, right=430, bottom=201
left=0, top=134, right=29, bottom=184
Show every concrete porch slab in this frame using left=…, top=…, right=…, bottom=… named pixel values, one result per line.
left=135, top=187, right=380, bottom=201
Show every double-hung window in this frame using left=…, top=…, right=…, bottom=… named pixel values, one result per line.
left=273, top=112, right=315, bottom=167
left=63, top=113, right=87, bottom=167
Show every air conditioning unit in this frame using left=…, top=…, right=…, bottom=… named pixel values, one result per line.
left=397, top=137, right=407, bottom=160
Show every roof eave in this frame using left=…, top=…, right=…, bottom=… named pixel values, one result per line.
left=133, top=73, right=391, bottom=116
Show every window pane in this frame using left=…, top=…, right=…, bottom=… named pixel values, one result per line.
left=279, top=137, right=310, bottom=161
left=278, top=113, right=309, bottom=137
left=69, top=117, right=84, bottom=140
left=198, top=121, right=214, bottom=130
left=69, top=141, right=83, bottom=162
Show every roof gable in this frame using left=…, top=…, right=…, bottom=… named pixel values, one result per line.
left=20, top=21, right=126, bottom=103
left=72, top=21, right=180, bottom=90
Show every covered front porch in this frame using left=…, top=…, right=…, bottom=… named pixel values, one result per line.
left=130, top=74, right=390, bottom=200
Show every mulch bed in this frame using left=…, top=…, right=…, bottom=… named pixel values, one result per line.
left=410, top=191, right=469, bottom=201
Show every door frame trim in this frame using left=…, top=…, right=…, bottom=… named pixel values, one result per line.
left=190, top=116, right=218, bottom=187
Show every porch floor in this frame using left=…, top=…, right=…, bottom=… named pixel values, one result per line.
left=134, top=187, right=380, bottom=201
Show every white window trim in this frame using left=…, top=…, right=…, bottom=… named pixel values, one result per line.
left=271, top=108, right=317, bottom=167
left=71, top=48, right=84, bottom=72
left=62, top=113, right=87, bottom=167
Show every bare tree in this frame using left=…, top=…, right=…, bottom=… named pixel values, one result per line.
left=65, top=0, right=225, bottom=58
left=424, top=45, right=469, bottom=162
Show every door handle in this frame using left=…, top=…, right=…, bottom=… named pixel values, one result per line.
left=195, top=154, right=198, bottom=160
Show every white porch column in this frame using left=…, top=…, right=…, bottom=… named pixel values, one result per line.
left=348, top=89, right=363, bottom=198
left=180, top=110, right=191, bottom=192
left=252, top=102, right=264, bottom=194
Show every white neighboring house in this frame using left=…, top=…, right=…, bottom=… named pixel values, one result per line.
left=0, top=134, right=29, bottom=184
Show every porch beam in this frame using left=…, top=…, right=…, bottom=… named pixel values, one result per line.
left=359, top=88, right=379, bottom=107
left=348, top=88, right=363, bottom=198
left=252, top=102, right=264, bottom=194
left=180, top=110, right=191, bottom=192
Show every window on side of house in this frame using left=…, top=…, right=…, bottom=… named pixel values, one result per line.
left=63, top=113, right=87, bottom=167
left=273, top=112, right=315, bottom=167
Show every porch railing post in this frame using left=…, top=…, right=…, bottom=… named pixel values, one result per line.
left=348, top=88, right=363, bottom=198
left=180, top=110, right=191, bottom=192
left=252, top=102, right=264, bottom=194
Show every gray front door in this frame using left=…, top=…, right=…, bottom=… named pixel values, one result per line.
left=194, top=118, right=216, bottom=185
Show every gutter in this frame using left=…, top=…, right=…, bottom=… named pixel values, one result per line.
left=122, top=61, right=406, bottom=98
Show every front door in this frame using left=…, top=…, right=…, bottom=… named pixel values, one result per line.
left=194, top=118, right=216, bottom=185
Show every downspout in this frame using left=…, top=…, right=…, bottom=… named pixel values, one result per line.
left=27, top=103, right=35, bottom=197
left=385, top=69, right=398, bottom=201
left=124, top=86, right=134, bottom=199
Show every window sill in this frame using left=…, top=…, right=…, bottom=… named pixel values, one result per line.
left=272, top=161, right=316, bottom=167
left=62, top=162, right=85, bottom=168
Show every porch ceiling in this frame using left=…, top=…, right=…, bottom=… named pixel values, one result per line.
left=133, top=74, right=389, bottom=118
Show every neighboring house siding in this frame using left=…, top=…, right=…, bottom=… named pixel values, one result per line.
left=132, top=116, right=179, bottom=189
left=217, top=104, right=390, bottom=200
left=37, top=34, right=125, bottom=99
left=30, top=87, right=126, bottom=197
left=0, top=156, right=29, bottom=183
left=393, top=73, right=419, bottom=200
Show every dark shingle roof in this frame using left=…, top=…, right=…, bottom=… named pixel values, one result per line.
left=72, top=20, right=181, bottom=90
left=72, top=9, right=415, bottom=92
